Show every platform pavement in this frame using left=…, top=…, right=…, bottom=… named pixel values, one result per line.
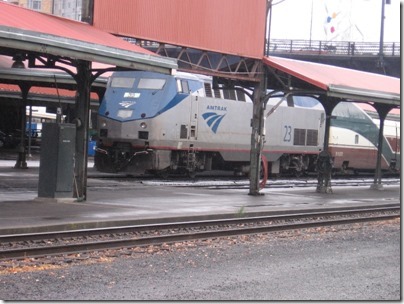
left=0, top=159, right=400, bottom=235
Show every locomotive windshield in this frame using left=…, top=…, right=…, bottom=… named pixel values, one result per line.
left=110, top=77, right=136, bottom=88
left=138, top=78, right=166, bottom=90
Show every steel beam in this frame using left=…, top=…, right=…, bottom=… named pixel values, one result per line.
left=370, top=104, right=395, bottom=190
left=248, top=64, right=266, bottom=196
left=73, top=60, right=92, bottom=201
left=14, top=84, right=30, bottom=169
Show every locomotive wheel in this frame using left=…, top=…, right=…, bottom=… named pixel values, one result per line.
left=187, top=170, right=196, bottom=179
left=155, top=169, right=170, bottom=179
left=94, top=153, right=117, bottom=173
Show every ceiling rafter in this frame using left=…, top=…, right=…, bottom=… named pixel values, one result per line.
left=134, top=39, right=262, bottom=82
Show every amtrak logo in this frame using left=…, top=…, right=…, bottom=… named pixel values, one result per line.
left=202, top=112, right=226, bottom=133
left=119, top=101, right=137, bottom=108
left=124, top=92, right=140, bottom=98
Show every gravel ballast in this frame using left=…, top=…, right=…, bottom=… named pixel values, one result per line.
left=0, top=219, right=400, bottom=301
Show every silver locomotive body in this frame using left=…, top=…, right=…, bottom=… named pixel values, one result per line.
left=95, top=71, right=325, bottom=176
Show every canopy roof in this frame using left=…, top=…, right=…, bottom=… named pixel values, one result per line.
left=0, top=2, right=177, bottom=73
left=263, top=56, right=400, bottom=106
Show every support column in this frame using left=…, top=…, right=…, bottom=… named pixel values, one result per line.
left=370, top=104, right=392, bottom=190
left=249, top=67, right=266, bottom=196
left=14, top=84, right=30, bottom=169
left=316, top=97, right=339, bottom=193
left=73, top=60, right=91, bottom=201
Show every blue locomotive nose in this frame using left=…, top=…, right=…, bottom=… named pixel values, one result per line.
left=99, top=72, right=178, bottom=122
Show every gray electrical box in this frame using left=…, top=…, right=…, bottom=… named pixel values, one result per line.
left=38, top=123, right=76, bottom=198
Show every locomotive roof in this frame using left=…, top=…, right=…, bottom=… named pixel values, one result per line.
left=173, top=71, right=212, bottom=83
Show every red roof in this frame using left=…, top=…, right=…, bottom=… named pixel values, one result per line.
left=359, top=102, right=400, bottom=116
left=263, top=56, right=400, bottom=105
left=0, top=1, right=156, bottom=56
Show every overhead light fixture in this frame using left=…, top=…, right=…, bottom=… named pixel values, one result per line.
left=11, top=54, right=25, bottom=69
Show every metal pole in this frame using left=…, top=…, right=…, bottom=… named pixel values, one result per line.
left=316, top=97, right=338, bottom=194
left=249, top=64, right=266, bottom=196
left=371, top=105, right=391, bottom=190
left=14, top=85, right=30, bottom=169
left=266, top=0, right=273, bottom=55
left=27, top=103, right=32, bottom=157
left=378, top=0, right=386, bottom=71
left=372, top=116, right=385, bottom=188
left=309, top=0, right=313, bottom=48
left=74, top=60, right=91, bottom=201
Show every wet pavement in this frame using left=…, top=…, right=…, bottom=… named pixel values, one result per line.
left=0, top=159, right=400, bottom=235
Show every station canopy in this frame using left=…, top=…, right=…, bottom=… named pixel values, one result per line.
left=0, top=1, right=177, bottom=74
left=263, top=56, right=400, bottom=106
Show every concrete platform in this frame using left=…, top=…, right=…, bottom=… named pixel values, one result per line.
left=0, top=159, right=400, bottom=235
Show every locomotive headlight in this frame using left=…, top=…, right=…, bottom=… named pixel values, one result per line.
left=101, top=121, right=107, bottom=128
left=140, top=122, right=147, bottom=129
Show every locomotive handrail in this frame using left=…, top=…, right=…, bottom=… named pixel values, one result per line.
left=266, top=39, right=400, bottom=57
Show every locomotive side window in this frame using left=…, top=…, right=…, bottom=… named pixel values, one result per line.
left=138, top=78, right=166, bottom=90
left=213, top=88, right=222, bottom=99
left=223, top=89, right=237, bottom=101
left=182, top=81, right=189, bottom=93
left=111, top=77, right=136, bottom=88
left=177, top=79, right=190, bottom=93
left=236, top=90, right=246, bottom=102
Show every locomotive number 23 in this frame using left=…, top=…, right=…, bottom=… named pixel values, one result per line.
left=283, top=125, right=292, bottom=142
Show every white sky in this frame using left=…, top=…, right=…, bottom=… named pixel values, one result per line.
left=269, top=0, right=401, bottom=42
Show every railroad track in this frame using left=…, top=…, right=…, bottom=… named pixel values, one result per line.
left=140, top=177, right=400, bottom=189
left=0, top=205, right=399, bottom=261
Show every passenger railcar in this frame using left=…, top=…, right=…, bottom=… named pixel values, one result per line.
left=329, top=102, right=400, bottom=174
left=94, top=71, right=325, bottom=176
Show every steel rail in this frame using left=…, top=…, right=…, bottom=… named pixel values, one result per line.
left=138, top=177, right=400, bottom=189
left=0, top=206, right=399, bottom=260
left=0, top=205, right=399, bottom=242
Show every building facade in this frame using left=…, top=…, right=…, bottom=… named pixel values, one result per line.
left=53, top=0, right=82, bottom=20
left=3, top=0, right=84, bottom=20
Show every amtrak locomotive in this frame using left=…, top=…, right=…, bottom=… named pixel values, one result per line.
left=94, top=71, right=400, bottom=176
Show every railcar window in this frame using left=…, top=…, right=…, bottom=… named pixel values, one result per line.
left=111, top=77, right=136, bottom=88
left=138, top=78, right=166, bottom=90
